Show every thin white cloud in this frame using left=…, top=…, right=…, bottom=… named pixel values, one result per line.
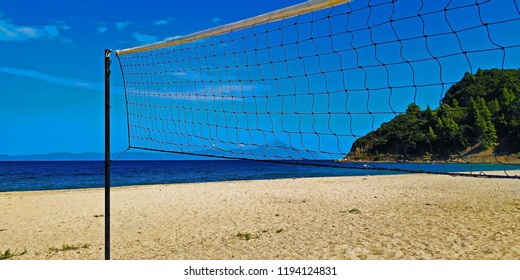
left=154, top=17, right=175, bottom=26
left=154, top=20, right=169, bottom=26
left=136, top=89, right=243, bottom=101
left=211, top=17, right=222, bottom=23
left=133, top=32, right=158, bottom=44
left=43, top=25, right=59, bottom=37
left=55, top=20, right=71, bottom=31
left=0, top=18, right=68, bottom=41
left=95, top=21, right=107, bottom=33
left=116, top=20, right=132, bottom=30
left=0, top=66, right=100, bottom=91
left=132, top=81, right=258, bottom=101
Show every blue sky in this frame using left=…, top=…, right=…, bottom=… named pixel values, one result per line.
left=0, top=0, right=304, bottom=156
left=1, top=0, right=519, bottom=159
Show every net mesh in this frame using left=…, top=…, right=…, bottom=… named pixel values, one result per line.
left=115, top=0, right=520, bottom=178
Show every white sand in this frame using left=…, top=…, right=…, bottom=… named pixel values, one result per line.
left=1, top=174, right=519, bottom=260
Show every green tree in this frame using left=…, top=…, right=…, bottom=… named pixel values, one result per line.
left=501, top=87, right=515, bottom=106
left=488, top=99, right=500, bottom=116
left=481, top=122, right=498, bottom=149
left=406, top=103, right=421, bottom=116
left=470, top=97, right=497, bottom=148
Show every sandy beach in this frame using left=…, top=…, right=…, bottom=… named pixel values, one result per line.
left=1, top=174, right=519, bottom=260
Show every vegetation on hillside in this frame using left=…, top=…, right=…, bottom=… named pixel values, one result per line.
left=345, top=69, right=520, bottom=162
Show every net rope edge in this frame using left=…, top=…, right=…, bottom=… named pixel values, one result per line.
left=115, top=0, right=351, bottom=55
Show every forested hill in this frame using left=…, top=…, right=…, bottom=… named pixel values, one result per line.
left=344, top=69, right=520, bottom=163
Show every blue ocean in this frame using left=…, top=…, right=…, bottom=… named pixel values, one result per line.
left=0, top=160, right=517, bottom=192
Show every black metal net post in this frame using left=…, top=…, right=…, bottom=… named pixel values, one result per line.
left=104, top=49, right=112, bottom=260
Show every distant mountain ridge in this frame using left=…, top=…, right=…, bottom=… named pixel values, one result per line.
left=0, top=151, right=201, bottom=161
left=1, top=140, right=327, bottom=161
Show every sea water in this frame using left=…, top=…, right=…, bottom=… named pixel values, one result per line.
left=0, top=160, right=516, bottom=192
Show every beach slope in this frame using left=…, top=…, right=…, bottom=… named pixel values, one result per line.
left=1, top=174, right=519, bottom=260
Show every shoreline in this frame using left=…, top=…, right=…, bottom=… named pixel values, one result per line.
left=1, top=174, right=520, bottom=260
left=1, top=166, right=519, bottom=194
left=340, top=158, right=520, bottom=164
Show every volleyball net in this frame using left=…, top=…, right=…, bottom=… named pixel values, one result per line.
left=113, top=0, right=520, bottom=178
